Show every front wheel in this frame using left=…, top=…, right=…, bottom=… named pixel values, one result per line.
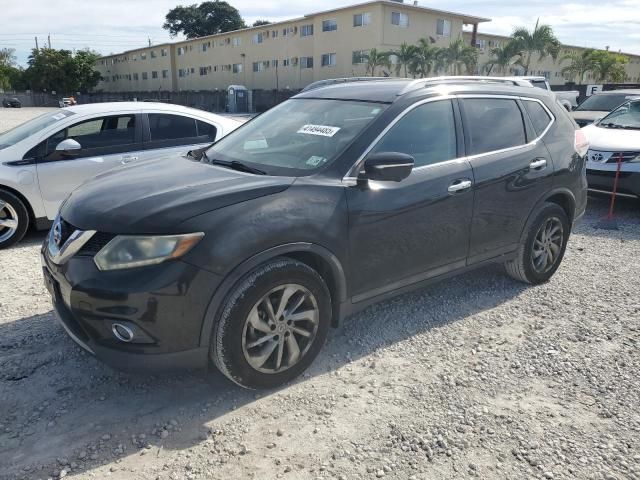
left=211, top=258, right=332, bottom=389
left=505, top=203, right=570, bottom=284
left=0, top=190, right=29, bottom=249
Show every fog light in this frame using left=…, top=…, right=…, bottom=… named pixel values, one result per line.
left=112, top=323, right=134, bottom=342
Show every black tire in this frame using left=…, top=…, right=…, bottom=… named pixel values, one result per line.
left=211, top=258, right=332, bottom=389
left=505, top=202, right=570, bottom=284
left=0, top=190, right=30, bottom=249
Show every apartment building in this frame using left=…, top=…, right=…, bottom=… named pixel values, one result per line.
left=95, top=0, right=489, bottom=92
left=464, top=32, right=640, bottom=86
left=95, top=0, right=640, bottom=93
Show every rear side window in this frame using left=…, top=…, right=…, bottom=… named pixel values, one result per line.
left=523, top=100, right=553, bottom=136
left=369, top=100, right=457, bottom=168
left=461, top=98, right=526, bottom=155
left=149, top=114, right=197, bottom=141
left=196, top=120, right=217, bottom=142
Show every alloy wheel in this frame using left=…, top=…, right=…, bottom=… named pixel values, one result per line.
left=532, top=216, right=564, bottom=274
left=0, top=200, right=19, bottom=243
left=242, top=284, right=320, bottom=374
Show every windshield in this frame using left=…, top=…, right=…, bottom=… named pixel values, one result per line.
left=0, top=110, right=74, bottom=150
left=575, top=94, right=637, bottom=112
left=206, top=98, right=387, bottom=175
left=597, top=99, right=640, bottom=129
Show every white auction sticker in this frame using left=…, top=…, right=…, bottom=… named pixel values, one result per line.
left=52, top=113, right=66, bottom=120
left=297, top=124, right=341, bottom=137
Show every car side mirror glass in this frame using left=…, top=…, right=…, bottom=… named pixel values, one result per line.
left=55, top=138, right=82, bottom=155
left=362, top=152, right=414, bottom=182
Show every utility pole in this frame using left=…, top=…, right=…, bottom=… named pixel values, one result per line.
left=47, top=34, right=51, bottom=49
left=148, top=38, right=151, bottom=47
left=35, top=37, right=39, bottom=50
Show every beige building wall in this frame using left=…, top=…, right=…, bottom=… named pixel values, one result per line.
left=93, top=0, right=640, bottom=93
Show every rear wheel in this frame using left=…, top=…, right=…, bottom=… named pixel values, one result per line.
left=505, top=203, right=570, bottom=284
left=0, top=190, right=29, bottom=249
left=211, top=258, right=332, bottom=389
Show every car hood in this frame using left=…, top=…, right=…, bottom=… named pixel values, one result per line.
left=61, top=155, right=295, bottom=233
left=582, top=124, right=640, bottom=151
left=571, top=111, right=605, bottom=123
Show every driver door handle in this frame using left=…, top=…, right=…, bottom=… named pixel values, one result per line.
left=530, top=158, right=547, bottom=170
left=121, top=155, right=138, bottom=165
left=448, top=179, right=473, bottom=193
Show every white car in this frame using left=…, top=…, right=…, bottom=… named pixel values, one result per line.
left=582, top=98, right=640, bottom=199
left=0, top=102, right=243, bottom=248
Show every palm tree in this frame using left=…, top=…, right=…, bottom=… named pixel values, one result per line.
left=591, top=50, right=628, bottom=83
left=484, top=42, right=521, bottom=75
left=407, top=38, right=440, bottom=78
left=560, top=49, right=597, bottom=84
left=511, top=19, right=560, bottom=75
left=364, top=48, right=390, bottom=76
left=388, top=42, right=416, bottom=78
left=445, top=37, right=478, bottom=75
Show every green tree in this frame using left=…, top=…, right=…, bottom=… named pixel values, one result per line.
left=560, top=49, right=598, bottom=84
left=0, top=48, right=19, bottom=90
left=388, top=42, right=417, bottom=78
left=24, top=48, right=101, bottom=93
left=591, top=50, right=628, bottom=83
left=364, top=48, right=391, bottom=76
left=252, top=20, right=271, bottom=27
left=511, top=19, right=560, bottom=75
left=484, top=42, right=521, bottom=75
left=445, top=37, right=478, bottom=75
left=407, top=38, right=440, bottom=78
left=163, top=1, right=246, bottom=39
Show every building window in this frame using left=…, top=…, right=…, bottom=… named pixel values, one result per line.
left=253, top=61, right=264, bottom=72
left=322, top=20, right=337, bottom=32
left=202, top=42, right=208, bottom=52
left=391, top=12, right=409, bottom=27
left=161, top=48, right=168, bottom=57
left=300, top=56, right=313, bottom=69
left=353, top=12, right=371, bottom=27
left=352, top=50, right=368, bottom=64
left=162, top=70, right=168, bottom=79
left=283, top=58, right=290, bottom=67
left=142, top=72, right=148, bottom=80
left=475, top=39, right=486, bottom=50
left=151, top=71, right=158, bottom=79
left=232, top=37, right=241, bottom=46
left=150, top=50, right=157, bottom=58
left=271, top=59, right=278, bottom=67
left=178, top=68, right=187, bottom=77
left=321, top=53, right=336, bottom=67
left=140, top=52, right=147, bottom=60
left=300, top=24, right=314, bottom=37
left=199, top=66, right=211, bottom=76
left=271, top=30, right=278, bottom=38
left=252, top=33, right=263, bottom=44
left=436, top=19, right=451, bottom=37
left=233, top=63, right=243, bottom=73
left=177, top=47, right=185, bottom=55
left=133, top=73, right=139, bottom=81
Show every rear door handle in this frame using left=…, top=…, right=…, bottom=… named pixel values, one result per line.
left=448, top=179, right=473, bottom=193
left=530, top=158, right=547, bottom=170
left=121, top=155, right=138, bottom=165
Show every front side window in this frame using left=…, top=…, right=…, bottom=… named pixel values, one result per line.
left=461, top=98, right=527, bottom=155
left=369, top=100, right=457, bottom=168
left=206, top=99, right=386, bottom=176
left=436, top=19, right=451, bottom=36
left=523, top=100, right=553, bottom=136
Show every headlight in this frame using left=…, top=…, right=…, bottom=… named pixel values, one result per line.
left=94, top=233, right=204, bottom=271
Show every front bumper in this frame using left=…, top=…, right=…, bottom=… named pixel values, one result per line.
left=41, top=244, right=221, bottom=372
left=587, top=167, right=640, bottom=198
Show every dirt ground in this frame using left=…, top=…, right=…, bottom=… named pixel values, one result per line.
left=1, top=108, right=639, bottom=480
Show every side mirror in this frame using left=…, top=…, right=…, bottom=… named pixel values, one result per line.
left=55, top=138, right=82, bottom=156
left=362, top=152, right=414, bottom=182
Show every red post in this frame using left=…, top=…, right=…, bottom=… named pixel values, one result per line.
left=607, top=152, right=623, bottom=220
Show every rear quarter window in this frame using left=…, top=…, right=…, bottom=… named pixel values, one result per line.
left=522, top=100, right=553, bottom=136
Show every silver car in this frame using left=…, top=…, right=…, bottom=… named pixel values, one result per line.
left=0, top=102, right=242, bottom=248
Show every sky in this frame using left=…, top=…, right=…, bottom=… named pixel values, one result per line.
left=2, top=0, right=640, bottom=66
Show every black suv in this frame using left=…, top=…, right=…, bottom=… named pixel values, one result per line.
left=41, top=78, right=588, bottom=389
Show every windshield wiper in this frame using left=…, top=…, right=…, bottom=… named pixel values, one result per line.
left=600, top=122, right=640, bottom=130
left=205, top=153, right=266, bottom=175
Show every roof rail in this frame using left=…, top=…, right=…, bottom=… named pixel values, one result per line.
left=398, top=76, right=535, bottom=96
left=300, top=76, right=398, bottom=93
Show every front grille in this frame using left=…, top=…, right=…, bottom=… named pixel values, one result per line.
left=77, top=232, right=116, bottom=256
left=58, top=218, right=75, bottom=246
left=605, top=151, right=639, bottom=164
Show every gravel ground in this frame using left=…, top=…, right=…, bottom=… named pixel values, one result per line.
left=1, top=109, right=639, bottom=480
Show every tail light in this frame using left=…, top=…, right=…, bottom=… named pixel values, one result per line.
left=574, top=129, right=589, bottom=157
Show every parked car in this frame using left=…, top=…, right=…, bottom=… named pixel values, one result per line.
left=509, top=76, right=579, bottom=111
left=41, top=78, right=587, bottom=389
left=582, top=98, right=640, bottom=198
left=2, top=98, right=21, bottom=108
left=0, top=102, right=242, bottom=248
left=572, top=90, right=640, bottom=127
